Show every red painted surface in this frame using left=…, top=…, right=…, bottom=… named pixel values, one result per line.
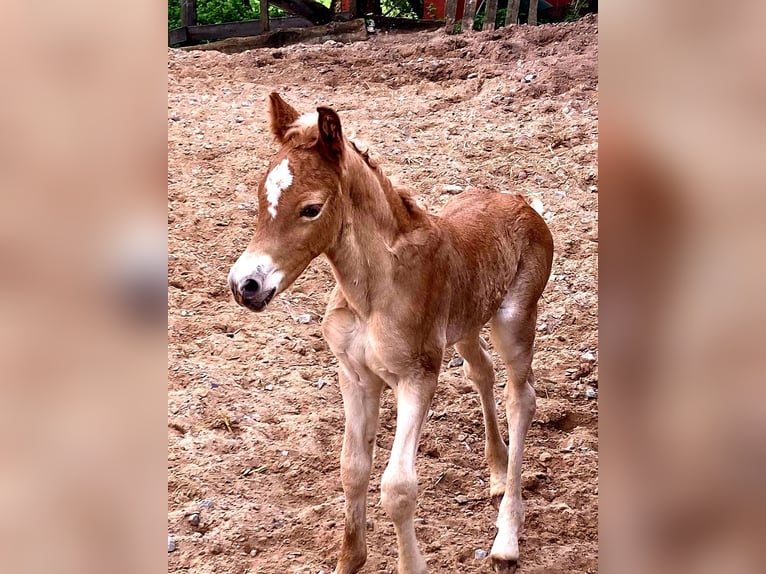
left=423, top=0, right=578, bottom=21
left=544, top=0, right=574, bottom=19
left=344, top=0, right=580, bottom=23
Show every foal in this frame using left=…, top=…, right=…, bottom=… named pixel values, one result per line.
left=228, top=94, right=553, bottom=573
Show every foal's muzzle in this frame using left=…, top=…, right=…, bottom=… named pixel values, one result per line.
left=229, top=274, right=276, bottom=312
left=228, top=252, right=284, bottom=312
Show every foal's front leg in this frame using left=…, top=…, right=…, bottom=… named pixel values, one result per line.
left=380, top=376, right=437, bottom=574
left=335, top=372, right=383, bottom=574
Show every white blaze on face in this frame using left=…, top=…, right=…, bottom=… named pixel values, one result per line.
left=265, top=158, right=293, bottom=218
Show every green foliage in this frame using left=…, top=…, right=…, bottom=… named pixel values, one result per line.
left=197, top=0, right=254, bottom=25
left=497, top=7, right=506, bottom=27
left=565, top=0, right=588, bottom=22
left=169, top=0, right=181, bottom=29
left=473, top=1, right=556, bottom=30
left=473, top=7, right=506, bottom=30
left=168, top=0, right=290, bottom=30
left=268, top=4, right=288, bottom=17
left=382, top=0, right=418, bottom=18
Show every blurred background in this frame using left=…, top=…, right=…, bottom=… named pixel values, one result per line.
left=0, top=2, right=167, bottom=574
left=0, top=0, right=764, bottom=573
left=601, top=1, right=766, bottom=572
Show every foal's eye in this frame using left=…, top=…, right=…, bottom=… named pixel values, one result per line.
left=300, top=204, right=323, bottom=219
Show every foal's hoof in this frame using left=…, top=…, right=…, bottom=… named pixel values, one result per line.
left=490, top=557, right=518, bottom=573
left=333, top=552, right=366, bottom=574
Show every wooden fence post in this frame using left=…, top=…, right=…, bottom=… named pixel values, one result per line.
left=444, top=0, right=458, bottom=34
left=260, top=0, right=270, bottom=31
left=528, top=0, right=538, bottom=25
left=181, top=0, right=197, bottom=26
left=462, top=0, right=476, bottom=33
left=505, top=0, right=520, bottom=26
left=483, top=0, right=498, bottom=31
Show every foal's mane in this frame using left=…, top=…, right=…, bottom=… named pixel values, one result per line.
left=282, top=115, right=424, bottom=219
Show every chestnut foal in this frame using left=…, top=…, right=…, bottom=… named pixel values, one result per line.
left=228, top=93, right=553, bottom=573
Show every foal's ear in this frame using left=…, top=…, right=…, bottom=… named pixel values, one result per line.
left=268, top=92, right=300, bottom=143
left=317, top=106, right=344, bottom=162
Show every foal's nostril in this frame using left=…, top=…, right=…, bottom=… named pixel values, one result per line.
left=241, top=278, right=260, bottom=298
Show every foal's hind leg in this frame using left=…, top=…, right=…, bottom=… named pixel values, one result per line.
left=455, top=336, right=508, bottom=508
left=488, top=299, right=539, bottom=573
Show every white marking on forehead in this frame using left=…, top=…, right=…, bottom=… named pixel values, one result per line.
left=295, top=112, right=318, bottom=128
left=265, top=158, right=293, bottom=218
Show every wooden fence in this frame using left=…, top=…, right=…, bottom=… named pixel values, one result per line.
left=169, top=0, right=442, bottom=47
left=169, top=0, right=540, bottom=47
left=171, top=0, right=318, bottom=46
left=445, top=0, right=539, bottom=34
left=169, top=15, right=314, bottom=46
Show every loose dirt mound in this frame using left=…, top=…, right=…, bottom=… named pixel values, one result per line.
left=168, top=15, right=598, bottom=574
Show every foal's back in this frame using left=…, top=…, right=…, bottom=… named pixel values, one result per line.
left=436, top=190, right=554, bottom=340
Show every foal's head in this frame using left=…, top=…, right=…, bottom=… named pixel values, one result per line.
left=228, top=93, right=346, bottom=312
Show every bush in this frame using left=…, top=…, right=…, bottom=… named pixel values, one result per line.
left=168, top=0, right=265, bottom=29
left=565, top=0, right=588, bottom=22
left=169, top=0, right=181, bottom=28
left=382, top=0, right=418, bottom=18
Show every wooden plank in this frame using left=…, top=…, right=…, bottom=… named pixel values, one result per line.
left=183, top=18, right=368, bottom=54
left=505, top=0, right=520, bottom=26
left=181, top=0, right=197, bottom=27
left=372, top=17, right=443, bottom=32
left=260, top=0, right=270, bottom=32
left=483, top=0, right=498, bottom=31
left=185, top=16, right=312, bottom=42
left=266, top=15, right=313, bottom=29
left=444, top=0, right=458, bottom=34
left=528, top=0, right=538, bottom=25
left=168, top=27, right=188, bottom=46
left=462, top=0, right=476, bottom=33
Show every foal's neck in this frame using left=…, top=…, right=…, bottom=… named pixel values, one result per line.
left=325, top=150, right=428, bottom=315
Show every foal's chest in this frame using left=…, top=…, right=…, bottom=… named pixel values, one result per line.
left=324, top=311, right=403, bottom=391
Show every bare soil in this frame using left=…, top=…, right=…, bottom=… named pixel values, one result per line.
left=168, top=15, right=598, bottom=574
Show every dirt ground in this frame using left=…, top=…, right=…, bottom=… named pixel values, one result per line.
left=168, top=15, right=598, bottom=574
